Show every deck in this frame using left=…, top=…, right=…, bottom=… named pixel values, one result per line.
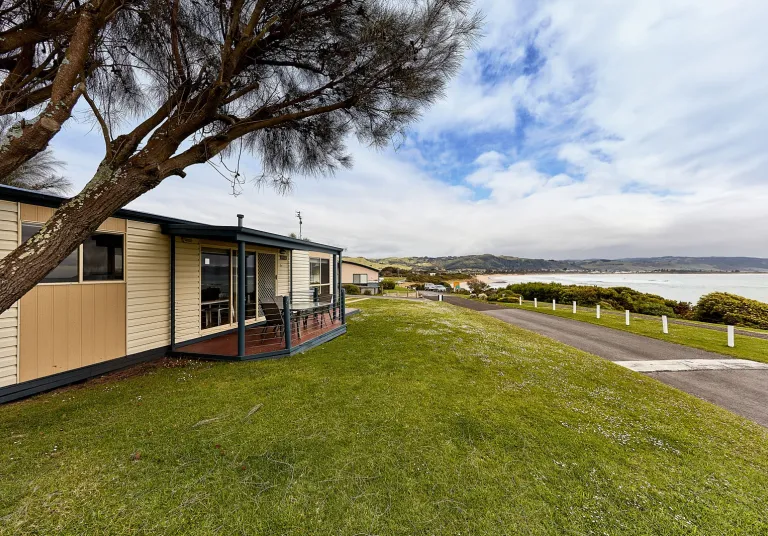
left=175, top=314, right=345, bottom=359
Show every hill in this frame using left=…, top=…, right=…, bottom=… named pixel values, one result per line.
left=356, top=255, right=768, bottom=274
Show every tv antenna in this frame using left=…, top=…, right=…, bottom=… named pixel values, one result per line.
left=295, top=211, right=303, bottom=239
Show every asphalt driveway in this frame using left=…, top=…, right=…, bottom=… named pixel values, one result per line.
left=433, top=295, right=768, bottom=428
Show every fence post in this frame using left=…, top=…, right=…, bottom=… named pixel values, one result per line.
left=596, top=305, right=600, bottom=319
left=519, top=296, right=522, bottom=305
left=534, top=298, right=538, bottom=308
left=662, top=315, right=669, bottom=334
left=625, top=310, right=630, bottom=326
left=283, top=295, right=292, bottom=352
left=573, top=301, right=576, bottom=314
left=727, top=326, right=735, bottom=348
left=552, top=299, right=556, bottom=311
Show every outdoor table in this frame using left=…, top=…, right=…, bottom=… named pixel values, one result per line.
left=279, top=300, right=333, bottom=339
left=201, top=299, right=229, bottom=327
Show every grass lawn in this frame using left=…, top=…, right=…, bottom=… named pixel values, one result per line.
left=482, top=299, right=768, bottom=364
left=1, top=299, right=767, bottom=534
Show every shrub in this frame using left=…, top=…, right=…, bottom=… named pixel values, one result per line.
left=382, top=280, right=396, bottom=290
left=343, top=284, right=361, bottom=295
left=695, top=292, right=768, bottom=330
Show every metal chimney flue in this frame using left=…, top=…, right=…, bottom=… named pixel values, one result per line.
left=237, top=214, right=244, bottom=227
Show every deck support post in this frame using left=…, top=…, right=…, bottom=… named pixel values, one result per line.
left=237, top=240, right=246, bottom=358
left=170, top=236, right=176, bottom=351
left=283, top=295, right=293, bottom=351
left=341, top=289, right=346, bottom=324
left=332, top=253, right=338, bottom=320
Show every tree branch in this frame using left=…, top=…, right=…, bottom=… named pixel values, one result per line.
left=83, top=90, right=113, bottom=159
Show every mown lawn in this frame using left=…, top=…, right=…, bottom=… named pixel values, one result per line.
left=1, top=299, right=767, bottom=535
left=482, top=298, right=768, bottom=363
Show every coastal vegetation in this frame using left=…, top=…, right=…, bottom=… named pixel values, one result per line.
left=2, top=300, right=767, bottom=534
left=696, top=292, right=768, bottom=330
left=474, top=282, right=768, bottom=331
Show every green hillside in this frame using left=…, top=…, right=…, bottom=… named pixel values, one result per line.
left=348, top=255, right=768, bottom=273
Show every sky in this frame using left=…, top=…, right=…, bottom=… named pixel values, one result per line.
left=49, top=0, right=768, bottom=260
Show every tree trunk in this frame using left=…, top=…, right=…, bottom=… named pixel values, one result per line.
left=0, top=161, right=160, bottom=313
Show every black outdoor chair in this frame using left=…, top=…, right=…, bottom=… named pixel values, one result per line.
left=316, top=293, right=334, bottom=327
left=260, top=300, right=301, bottom=342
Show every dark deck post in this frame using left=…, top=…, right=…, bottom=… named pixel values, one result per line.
left=341, top=288, right=346, bottom=324
left=332, top=253, right=338, bottom=321
left=237, top=240, right=246, bottom=357
left=170, top=236, right=176, bottom=350
left=283, top=295, right=292, bottom=352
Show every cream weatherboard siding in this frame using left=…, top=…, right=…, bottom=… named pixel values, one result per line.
left=292, top=250, right=311, bottom=295
left=0, top=201, right=18, bottom=388
left=277, top=252, right=290, bottom=296
left=126, top=221, right=171, bottom=354
left=174, top=237, right=201, bottom=343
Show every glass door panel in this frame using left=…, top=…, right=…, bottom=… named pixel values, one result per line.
left=201, top=249, right=231, bottom=330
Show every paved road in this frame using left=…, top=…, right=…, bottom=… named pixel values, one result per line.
left=431, top=295, right=768, bottom=427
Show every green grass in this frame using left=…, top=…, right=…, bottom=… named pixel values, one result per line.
left=487, top=299, right=768, bottom=363
left=1, top=300, right=767, bottom=534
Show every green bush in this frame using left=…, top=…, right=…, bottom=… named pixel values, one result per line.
left=505, top=282, right=678, bottom=316
left=695, top=292, right=768, bottom=329
left=382, top=280, right=396, bottom=290
left=343, top=284, right=361, bottom=296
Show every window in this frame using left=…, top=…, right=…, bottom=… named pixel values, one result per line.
left=201, top=249, right=231, bottom=330
left=21, top=224, right=79, bottom=283
left=83, top=233, right=124, bottom=281
left=310, top=257, right=331, bottom=296
left=353, top=273, right=368, bottom=285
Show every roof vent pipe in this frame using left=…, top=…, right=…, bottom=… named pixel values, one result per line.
left=237, top=214, right=244, bottom=227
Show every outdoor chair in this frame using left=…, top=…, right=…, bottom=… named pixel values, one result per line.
left=316, top=293, right=335, bottom=327
left=262, top=299, right=302, bottom=341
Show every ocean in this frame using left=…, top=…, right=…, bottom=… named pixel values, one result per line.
left=482, top=273, right=768, bottom=304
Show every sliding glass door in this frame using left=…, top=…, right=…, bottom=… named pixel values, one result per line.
left=201, top=248, right=231, bottom=330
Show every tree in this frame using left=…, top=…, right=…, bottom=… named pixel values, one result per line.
left=1, top=147, right=71, bottom=194
left=0, top=0, right=481, bottom=314
left=0, top=0, right=134, bottom=176
left=467, top=277, right=489, bottom=295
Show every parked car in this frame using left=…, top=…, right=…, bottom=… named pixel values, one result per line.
left=434, top=285, right=447, bottom=292
left=424, top=283, right=437, bottom=291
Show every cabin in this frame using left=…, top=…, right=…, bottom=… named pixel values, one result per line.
left=342, top=260, right=381, bottom=294
left=0, top=185, right=347, bottom=404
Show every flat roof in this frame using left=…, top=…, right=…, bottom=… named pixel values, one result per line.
left=0, top=184, right=343, bottom=254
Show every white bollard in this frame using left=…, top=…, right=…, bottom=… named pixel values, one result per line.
left=662, top=315, right=669, bottom=334
left=439, top=294, right=443, bottom=302
left=534, top=298, right=538, bottom=308
left=519, top=296, right=522, bottom=305
left=553, top=300, right=556, bottom=311
left=625, top=310, right=630, bottom=326
left=573, top=301, right=577, bottom=314
left=727, top=325, right=735, bottom=348
left=596, top=305, right=601, bottom=319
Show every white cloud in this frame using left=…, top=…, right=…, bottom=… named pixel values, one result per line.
left=46, top=0, right=768, bottom=259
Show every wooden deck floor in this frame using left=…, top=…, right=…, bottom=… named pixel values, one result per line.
left=177, top=317, right=344, bottom=358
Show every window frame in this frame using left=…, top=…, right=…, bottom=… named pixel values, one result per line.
left=352, top=273, right=368, bottom=285
left=309, top=256, right=331, bottom=296
left=19, top=221, right=125, bottom=286
left=82, top=231, right=126, bottom=282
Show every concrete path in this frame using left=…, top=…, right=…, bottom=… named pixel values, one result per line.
left=617, top=359, right=768, bottom=373
left=434, top=296, right=768, bottom=427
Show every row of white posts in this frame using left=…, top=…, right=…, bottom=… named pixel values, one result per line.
left=524, top=297, right=736, bottom=348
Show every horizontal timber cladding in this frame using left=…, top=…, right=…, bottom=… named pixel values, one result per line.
left=20, top=202, right=127, bottom=232
left=0, top=200, right=19, bottom=387
left=174, top=237, right=201, bottom=343
left=19, top=284, right=127, bottom=382
left=126, top=221, right=171, bottom=354
left=277, top=250, right=290, bottom=296
left=292, top=250, right=310, bottom=294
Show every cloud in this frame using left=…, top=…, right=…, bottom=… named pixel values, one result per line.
left=45, top=0, right=768, bottom=259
